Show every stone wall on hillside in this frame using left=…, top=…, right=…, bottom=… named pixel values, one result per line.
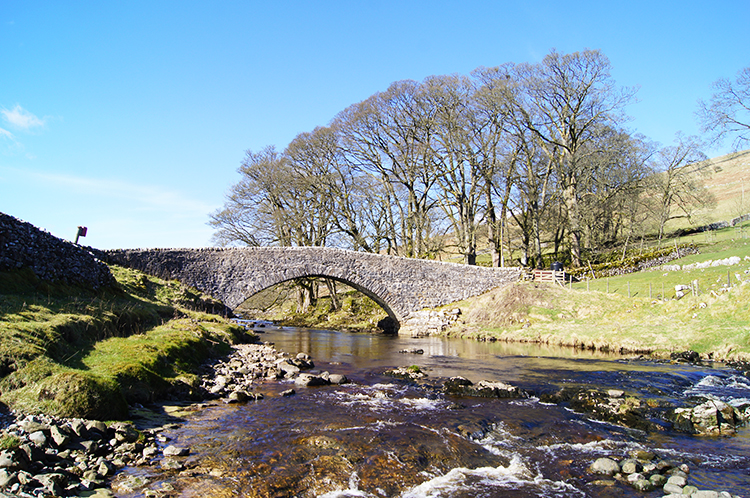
left=0, top=212, right=114, bottom=289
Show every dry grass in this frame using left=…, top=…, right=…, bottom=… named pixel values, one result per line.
left=445, top=278, right=750, bottom=360
left=665, top=149, right=750, bottom=231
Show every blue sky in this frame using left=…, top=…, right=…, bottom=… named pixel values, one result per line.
left=2, top=1, right=748, bottom=249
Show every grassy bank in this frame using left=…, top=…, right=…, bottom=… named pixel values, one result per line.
left=0, top=266, right=254, bottom=420
left=443, top=229, right=750, bottom=360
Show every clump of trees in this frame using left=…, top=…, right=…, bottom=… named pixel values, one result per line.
left=211, top=49, right=721, bottom=276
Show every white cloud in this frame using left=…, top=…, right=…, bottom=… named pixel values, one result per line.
left=0, top=126, right=22, bottom=153
left=1, top=104, right=46, bottom=130
left=22, top=169, right=217, bottom=215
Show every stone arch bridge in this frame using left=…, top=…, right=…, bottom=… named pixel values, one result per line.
left=105, top=247, right=521, bottom=329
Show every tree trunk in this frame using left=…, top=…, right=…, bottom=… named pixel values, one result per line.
left=325, top=278, right=340, bottom=311
left=563, top=183, right=582, bottom=267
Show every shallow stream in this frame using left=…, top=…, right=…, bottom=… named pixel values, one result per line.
left=118, top=327, right=750, bottom=497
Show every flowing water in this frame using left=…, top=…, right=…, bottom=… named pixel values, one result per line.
left=119, top=326, right=750, bottom=497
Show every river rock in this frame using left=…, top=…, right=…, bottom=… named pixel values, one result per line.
left=111, top=474, right=150, bottom=494
left=48, top=425, right=70, bottom=447
left=692, top=491, right=720, bottom=498
left=292, top=353, right=315, bottom=369
left=277, top=359, right=301, bottom=377
left=620, top=458, right=640, bottom=474
left=28, top=431, right=47, bottom=447
left=0, top=469, right=17, bottom=489
left=671, top=350, right=701, bottom=364
left=328, top=374, right=349, bottom=385
left=85, top=420, right=108, bottom=436
left=591, top=457, right=620, bottom=475
left=163, top=445, right=190, bottom=457
left=667, top=474, right=687, bottom=487
left=649, top=473, right=667, bottom=487
left=0, top=452, right=17, bottom=470
left=631, top=478, right=654, bottom=491
left=18, top=419, right=49, bottom=435
left=384, top=366, right=427, bottom=380
left=159, top=458, right=185, bottom=471
left=541, top=387, right=651, bottom=430
left=663, top=482, right=684, bottom=494
left=673, top=400, right=742, bottom=435
left=295, top=373, right=331, bottom=387
left=226, top=390, right=249, bottom=403
left=443, top=377, right=524, bottom=398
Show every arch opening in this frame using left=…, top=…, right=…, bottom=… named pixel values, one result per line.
left=233, top=275, right=400, bottom=334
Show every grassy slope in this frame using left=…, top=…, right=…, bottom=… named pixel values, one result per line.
left=445, top=225, right=750, bottom=360
left=0, top=266, right=253, bottom=420
left=679, top=149, right=750, bottom=228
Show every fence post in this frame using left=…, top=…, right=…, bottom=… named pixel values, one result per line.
left=649, top=283, right=652, bottom=300
left=628, top=281, right=631, bottom=298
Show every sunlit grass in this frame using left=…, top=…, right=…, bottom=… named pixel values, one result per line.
left=0, top=265, right=252, bottom=419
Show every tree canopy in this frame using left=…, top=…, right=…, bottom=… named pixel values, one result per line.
left=211, top=49, right=718, bottom=270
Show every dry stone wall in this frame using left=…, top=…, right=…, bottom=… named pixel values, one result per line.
left=0, top=212, right=114, bottom=289
left=105, top=247, right=522, bottom=322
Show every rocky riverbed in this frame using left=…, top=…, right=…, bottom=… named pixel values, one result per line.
left=0, top=341, right=352, bottom=497
left=589, top=453, right=741, bottom=497
left=1, top=339, right=749, bottom=497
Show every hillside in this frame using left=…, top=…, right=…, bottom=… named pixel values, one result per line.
left=674, top=149, right=750, bottom=230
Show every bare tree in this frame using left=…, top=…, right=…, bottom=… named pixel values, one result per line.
left=697, top=66, right=750, bottom=151
left=209, top=146, right=291, bottom=246
left=334, top=81, right=440, bottom=258
left=514, top=49, right=638, bottom=266
left=647, top=134, right=715, bottom=241
left=469, top=64, right=519, bottom=266
left=422, top=74, right=488, bottom=264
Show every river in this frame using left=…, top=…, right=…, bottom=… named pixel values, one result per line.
left=117, top=326, right=750, bottom=497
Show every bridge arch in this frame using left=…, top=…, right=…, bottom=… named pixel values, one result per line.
left=238, top=273, right=401, bottom=331
left=105, top=247, right=522, bottom=330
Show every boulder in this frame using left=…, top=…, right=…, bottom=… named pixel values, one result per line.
left=328, top=374, right=349, bottom=385
left=276, top=360, right=301, bottom=377
left=673, top=400, right=742, bottom=435
left=591, top=457, right=619, bottom=476
left=294, top=373, right=331, bottom=387
left=163, top=445, right=190, bottom=457
left=48, top=425, right=70, bottom=447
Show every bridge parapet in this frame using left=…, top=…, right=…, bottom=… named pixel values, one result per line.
left=105, top=247, right=522, bottom=327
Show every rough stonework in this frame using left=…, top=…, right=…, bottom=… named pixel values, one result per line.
left=104, top=247, right=522, bottom=324
left=0, top=212, right=114, bottom=289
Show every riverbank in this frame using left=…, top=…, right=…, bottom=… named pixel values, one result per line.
left=439, top=279, right=750, bottom=361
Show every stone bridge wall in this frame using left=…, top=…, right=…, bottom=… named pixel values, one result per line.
left=105, top=247, right=522, bottom=322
